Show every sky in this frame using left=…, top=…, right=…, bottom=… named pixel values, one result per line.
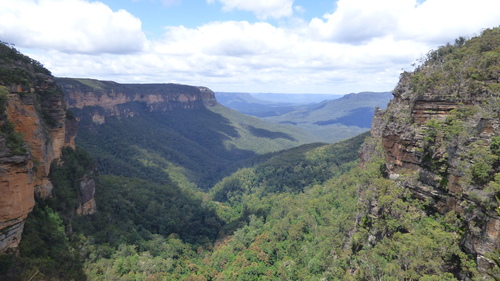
left=1, top=0, right=500, bottom=95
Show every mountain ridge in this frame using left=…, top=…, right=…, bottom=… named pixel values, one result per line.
left=57, top=78, right=318, bottom=189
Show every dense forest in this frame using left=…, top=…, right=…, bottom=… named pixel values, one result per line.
left=2, top=28, right=500, bottom=280
left=72, top=101, right=317, bottom=190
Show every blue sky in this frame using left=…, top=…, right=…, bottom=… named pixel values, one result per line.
left=84, top=0, right=337, bottom=40
left=1, top=0, right=500, bottom=94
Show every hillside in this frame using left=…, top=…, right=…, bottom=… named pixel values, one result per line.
left=265, top=91, right=392, bottom=142
left=217, top=91, right=392, bottom=143
left=57, top=78, right=317, bottom=189
left=373, top=28, right=500, bottom=271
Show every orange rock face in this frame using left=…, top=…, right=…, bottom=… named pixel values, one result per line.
left=0, top=161, right=34, bottom=223
left=5, top=94, right=60, bottom=198
left=0, top=81, right=68, bottom=253
left=57, top=79, right=218, bottom=124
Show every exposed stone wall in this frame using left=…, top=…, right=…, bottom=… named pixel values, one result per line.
left=374, top=75, right=500, bottom=272
left=57, top=78, right=218, bottom=124
left=0, top=59, right=81, bottom=253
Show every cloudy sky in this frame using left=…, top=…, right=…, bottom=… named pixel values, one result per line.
left=1, top=0, right=500, bottom=94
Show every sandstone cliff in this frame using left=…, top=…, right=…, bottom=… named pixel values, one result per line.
left=0, top=44, right=93, bottom=253
left=370, top=28, right=500, bottom=272
left=56, top=78, right=218, bottom=124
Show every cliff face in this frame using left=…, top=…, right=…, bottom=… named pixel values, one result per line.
left=372, top=28, right=500, bottom=272
left=56, top=78, right=218, bottom=124
left=0, top=45, right=91, bottom=253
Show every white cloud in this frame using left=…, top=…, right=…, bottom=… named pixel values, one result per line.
left=308, top=0, right=500, bottom=45
left=207, top=0, right=294, bottom=20
left=7, top=0, right=500, bottom=94
left=294, top=5, right=305, bottom=14
left=309, top=0, right=413, bottom=43
left=161, top=0, right=181, bottom=6
left=29, top=19, right=426, bottom=93
left=398, top=0, right=500, bottom=43
left=0, top=0, right=148, bottom=54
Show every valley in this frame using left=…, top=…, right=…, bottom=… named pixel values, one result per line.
left=216, top=91, right=392, bottom=143
left=0, top=28, right=500, bottom=280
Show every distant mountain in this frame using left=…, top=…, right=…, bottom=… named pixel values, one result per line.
left=264, top=91, right=393, bottom=143
left=216, top=92, right=344, bottom=118
left=215, top=92, right=300, bottom=117
left=251, top=93, right=343, bottom=103
left=216, top=92, right=270, bottom=105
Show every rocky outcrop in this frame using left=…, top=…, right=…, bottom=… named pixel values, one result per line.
left=5, top=83, right=66, bottom=198
left=0, top=64, right=219, bottom=252
left=378, top=99, right=500, bottom=272
left=56, top=78, right=218, bottom=124
left=0, top=77, right=69, bottom=253
left=76, top=177, right=96, bottom=215
left=0, top=44, right=91, bottom=253
left=372, top=29, right=500, bottom=273
left=0, top=153, right=32, bottom=252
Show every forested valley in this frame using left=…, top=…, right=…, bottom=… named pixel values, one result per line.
left=2, top=28, right=500, bottom=280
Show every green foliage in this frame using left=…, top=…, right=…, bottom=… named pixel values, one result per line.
left=0, top=42, right=50, bottom=87
left=0, top=120, right=26, bottom=156
left=20, top=203, right=85, bottom=280
left=486, top=173, right=500, bottom=194
left=74, top=103, right=317, bottom=190
left=0, top=147, right=96, bottom=280
left=76, top=106, right=268, bottom=189
left=0, top=202, right=85, bottom=281
left=212, top=132, right=367, bottom=206
left=491, top=136, right=500, bottom=156
left=7, top=30, right=500, bottom=279
left=208, top=104, right=318, bottom=153
left=83, top=174, right=223, bottom=247
left=0, top=42, right=50, bottom=75
left=48, top=146, right=96, bottom=219
left=0, top=85, right=27, bottom=156
left=407, top=27, right=500, bottom=100
left=25, top=130, right=475, bottom=280
left=0, top=86, right=8, bottom=113
left=468, top=141, right=497, bottom=185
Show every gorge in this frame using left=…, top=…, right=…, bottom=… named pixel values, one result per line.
left=1, top=28, right=500, bottom=280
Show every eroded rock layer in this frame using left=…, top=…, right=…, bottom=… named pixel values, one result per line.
left=57, top=78, right=218, bottom=124
left=372, top=28, right=500, bottom=272
left=0, top=45, right=77, bottom=253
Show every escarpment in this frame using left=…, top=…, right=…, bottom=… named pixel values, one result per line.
left=56, top=78, right=218, bottom=124
left=371, top=28, right=500, bottom=272
left=0, top=44, right=94, bottom=253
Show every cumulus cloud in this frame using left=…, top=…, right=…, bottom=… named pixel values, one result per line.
left=0, top=0, right=147, bottom=54
left=7, top=0, right=500, bottom=94
left=207, top=0, right=294, bottom=20
left=309, top=0, right=500, bottom=44
left=31, top=18, right=423, bottom=93
left=398, top=0, right=500, bottom=43
left=309, top=0, right=412, bottom=43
